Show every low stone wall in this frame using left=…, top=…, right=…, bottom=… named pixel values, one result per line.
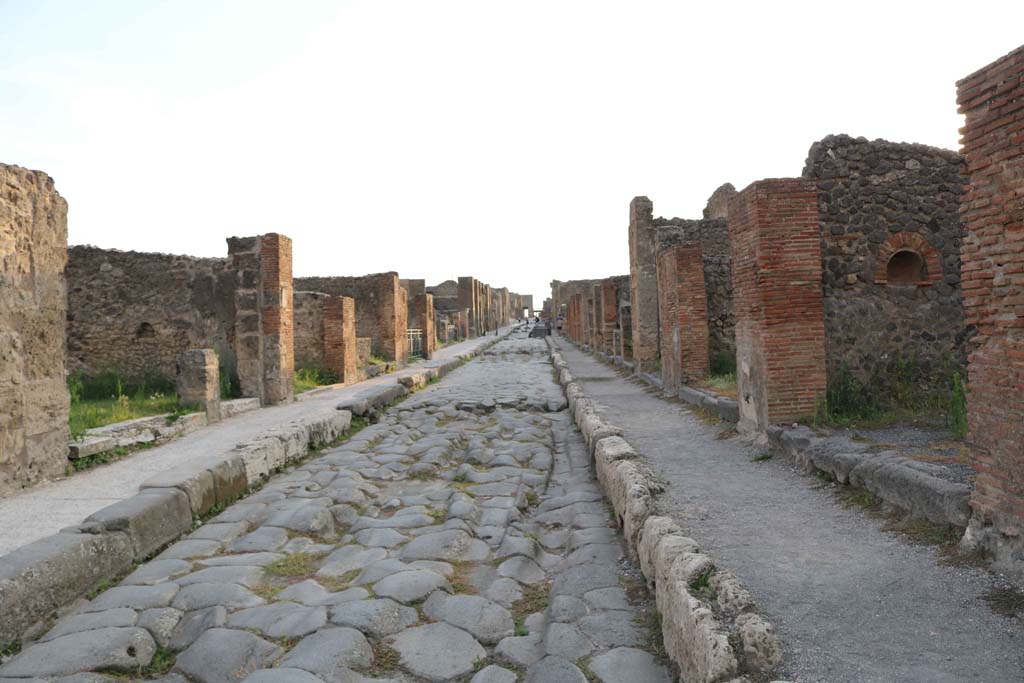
left=548, top=339, right=784, bottom=683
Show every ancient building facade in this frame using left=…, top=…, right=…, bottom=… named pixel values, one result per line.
left=956, top=44, right=1024, bottom=578
left=0, top=164, right=70, bottom=493
left=803, top=135, right=968, bottom=399
left=294, top=272, right=408, bottom=364
left=657, top=241, right=709, bottom=392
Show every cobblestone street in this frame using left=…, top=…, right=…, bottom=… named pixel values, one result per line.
left=0, top=332, right=673, bottom=683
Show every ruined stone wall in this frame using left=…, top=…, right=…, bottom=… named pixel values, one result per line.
left=411, top=293, right=436, bottom=359
left=294, top=272, right=407, bottom=363
left=0, top=164, right=69, bottom=493
left=66, top=247, right=237, bottom=382
left=729, top=179, right=826, bottom=432
left=427, top=280, right=459, bottom=312
left=957, top=44, right=1024, bottom=575
left=803, top=134, right=967, bottom=399
left=295, top=291, right=358, bottom=383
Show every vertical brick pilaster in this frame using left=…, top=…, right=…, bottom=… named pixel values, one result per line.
left=411, top=293, right=436, bottom=359
left=729, top=179, right=826, bottom=432
left=323, top=295, right=357, bottom=385
left=657, top=242, right=710, bottom=393
left=629, top=196, right=660, bottom=371
left=957, top=44, right=1024, bottom=552
left=228, top=232, right=294, bottom=406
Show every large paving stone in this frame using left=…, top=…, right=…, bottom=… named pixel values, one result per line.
left=85, top=583, right=179, bottom=612
left=390, top=622, right=486, bottom=681
left=227, top=603, right=327, bottom=639
left=167, top=606, right=227, bottom=650
left=171, top=583, right=264, bottom=611
left=372, top=570, right=450, bottom=604
left=177, top=565, right=264, bottom=588
left=83, top=488, right=193, bottom=560
left=422, top=593, right=514, bottom=644
left=228, top=527, right=289, bottom=553
left=329, top=599, right=418, bottom=636
left=41, top=607, right=138, bottom=641
left=588, top=647, right=672, bottom=683
left=0, top=627, right=156, bottom=677
left=471, top=665, right=518, bottom=683
left=279, top=627, right=372, bottom=678
left=524, top=655, right=588, bottom=683
left=399, top=529, right=490, bottom=562
left=174, top=628, right=283, bottom=683
left=122, top=559, right=193, bottom=586
left=240, top=668, right=325, bottom=683
left=317, top=546, right=388, bottom=577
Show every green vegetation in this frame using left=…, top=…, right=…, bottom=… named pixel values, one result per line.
left=813, top=357, right=967, bottom=432
left=294, top=367, right=340, bottom=394
left=709, top=350, right=736, bottom=376
left=67, top=371, right=201, bottom=440
left=265, top=551, right=322, bottom=578
left=751, top=452, right=773, bottom=462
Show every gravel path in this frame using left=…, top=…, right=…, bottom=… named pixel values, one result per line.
left=555, top=339, right=1023, bottom=683
left=0, top=332, right=672, bottom=683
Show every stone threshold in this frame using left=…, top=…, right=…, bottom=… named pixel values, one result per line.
left=0, top=331, right=511, bottom=646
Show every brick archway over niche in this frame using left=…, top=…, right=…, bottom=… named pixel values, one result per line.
left=874, top=232, right=943, bottom=286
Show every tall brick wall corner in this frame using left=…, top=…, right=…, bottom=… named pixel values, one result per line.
left=0, top=164, right=70, bottom=493
left=957, top=44, right=1024, bottom=564
left=729, top=179, right=826, bottom=431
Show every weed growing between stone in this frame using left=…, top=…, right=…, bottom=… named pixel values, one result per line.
left=69, top=440, right=159, bottom=473
left=293, top=367, right=340, bottom=393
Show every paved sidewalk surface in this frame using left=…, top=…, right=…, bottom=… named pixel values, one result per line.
left=0, top=332, right=506, bottom=557
left=554, top=338, right=1023, bottom=683
left=0, top=330, right=672, bottom=683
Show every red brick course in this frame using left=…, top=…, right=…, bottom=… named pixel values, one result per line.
left=957, top=44, right=1024, bottom=537
left=323, top=295, right=357, bottom=385
left=728, top=179, right=826, bottom=430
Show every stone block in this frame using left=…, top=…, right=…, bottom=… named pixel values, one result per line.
left=83, top=488, right=193, bottom=560
left=176, top=349, right=221, bottom=422
left=141, top=465, right=216, bottom=517
left=0, top=531, right=134, bottom=643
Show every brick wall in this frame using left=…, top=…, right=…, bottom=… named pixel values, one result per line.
left=294, top=291, right=357, bottom=384
left=601, top=279, right=619, bottom=355
left=411, top=293, right=436, bottom=359
left=295, top=272, right=407, bottom=363
left=729, top=179, right=827, bottom=431
left=657, top=242, right=710, bottom=393
left=0, top=164, right=69, bottom=493
left=957, top=44, right=1024, bottom=571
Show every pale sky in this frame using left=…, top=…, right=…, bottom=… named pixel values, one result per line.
left=3, top=1, right=1022, bottom=306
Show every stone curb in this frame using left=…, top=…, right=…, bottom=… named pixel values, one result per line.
left=0, top=330, right=513, bottom=646
left=768, top=424, right=972, bottom=528
left=547, top=337, right=786, bottom=683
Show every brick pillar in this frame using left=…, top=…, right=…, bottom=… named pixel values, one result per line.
left=0, top=164, right=69, bottom=493
left=591, top=284, right=602, bottom=350
left=323, top=295, right=357, bottom=385
left=728, top=179, right=825, bottom=432
left=176, top=349, right=221, bottom=422
left=601, top=279, right=619, bottom=355
left=411, top=293, right=436, bottom=359
left=657, top=242, right=710, bottom=393
left=228, top=233, right=294, bottom=405
left=957, top=44, right=1024, bottom=571
left=629, top=196, right=660, bottom=372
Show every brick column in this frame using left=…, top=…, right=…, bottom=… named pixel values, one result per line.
left=228, top=233, right=294, bottom=406
left=458, top=277, right=476, bottom=337
left=324, top=295, right=357, bottom=384
left=657, top=242, right=710, bottom=393
left=728, top=179, right=825, bottom=432
left=957, top=44, right=1024, bottom=569
left=176, top=349, right=221, bottom=422
left=0, top=164, right=69, bottom=493
left=411, top=293, right=436, bottom=359
left=601, top=279, right=619, bottom=355
left=629, top=196, right=660, bottom=372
